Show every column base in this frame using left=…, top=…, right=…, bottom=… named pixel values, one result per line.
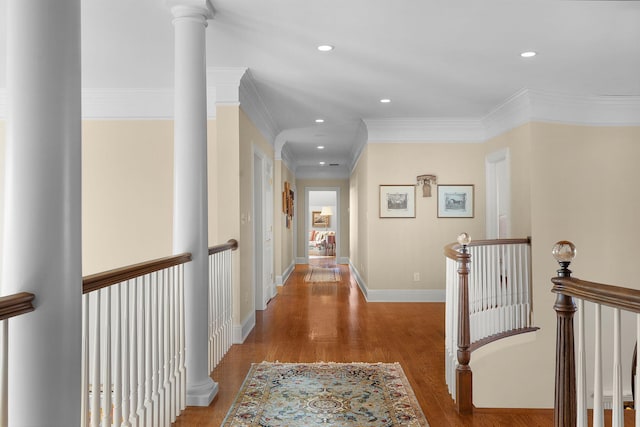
left=186, top=377, right=218, bottom=406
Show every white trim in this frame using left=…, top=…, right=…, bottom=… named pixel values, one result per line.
left=482, top=89, right=532, bottom=140
left=3, top=88, right=639, bottom=134
left=348, top=262, right=369, bottom=300
left=240, top=70, right=279, bottom=145
left=304, top=187, right=341, bottom=261
left=276, top=261, right=295, bottom=286
left=349, top=261, right=445, bottom=303
left=206, top=67, right=247, bottom=103
left=485, top=147, right=511, bottom=239
left=365, top=288, right=446, bottom=303
left=82, top=88, right=175, bottom=119
left=295, top=257, right=307, bottom=264
left=364, top=118, right=485, bottom=142
left=233, top=311, right=255, bottom=344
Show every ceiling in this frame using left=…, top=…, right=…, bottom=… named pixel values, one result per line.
left=2, top=1, right=640, bottom=178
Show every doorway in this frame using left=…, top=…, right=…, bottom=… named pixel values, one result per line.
left=253, top=148, right=274, bottom=311
left=305, top=188, right=339, bottom=262
left=486, top=148, right=511, bottom=239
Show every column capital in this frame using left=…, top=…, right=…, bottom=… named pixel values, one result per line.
left=166, top=0, right=215, bottom=20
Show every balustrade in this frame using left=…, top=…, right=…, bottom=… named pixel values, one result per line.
left=551, top=241, right=639, bottom=427
left=0, top=292, right=35, bottom=427
left=444, top=233, right=535, bottom=413
left=208, top=239, right=238, bottom=372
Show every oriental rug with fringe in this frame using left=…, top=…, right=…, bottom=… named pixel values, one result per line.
left=222, top=362, right=429, bottom=426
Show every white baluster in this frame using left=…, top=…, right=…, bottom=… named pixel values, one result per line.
left=109, top=284, right=122, bottom=426
left=593, top=304, right=603, bottom=427
left=91, top=292, right=100, bottom=427
left=138, top=278, right=147, bottom=426
left=131, top=279, right=140, bottom=427
left=152, top=274, right=159, bottom=427
left=114, top=285, right=122, bottom=426
left=145, top=275, right=153, bottom=426
left=576, top=299, right=586, bottom=427
left=1, top=320, right=7, bottom=427
left=103, top=288, right=112, bottom=426
left=612, top=308, right=623, bottom=426
left=179, top=264, right=187, bottom=412
left=121, top=282, right=131, bottom=427
left=81, top=295, right=89, bottom=427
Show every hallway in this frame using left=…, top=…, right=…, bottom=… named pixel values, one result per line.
left=173, top=260, right=554, bottom=426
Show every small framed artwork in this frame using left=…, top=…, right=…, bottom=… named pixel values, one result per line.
left=437, top=185, right=474, bottom=218
left=312, top=211, right=329, bottom=227
left=379, top=185, right=416, bottom=218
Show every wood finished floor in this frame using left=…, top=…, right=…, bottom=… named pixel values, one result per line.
left=173, top=258, right=556, bottom=426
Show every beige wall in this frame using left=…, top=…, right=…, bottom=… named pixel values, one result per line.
left=362, top=142, right=486, bottom=291
left=483, top=123, right=533, bottom=237
left=215, top=106, right=242, bottom=326
left=82, top=120, right=174, bottom=275
left=350, top=148, right=369, bottom=284
left=295, top=178, right=350, bottom=260
left=472, top=123, right=640, bottom=408
left=238, top=108, right=275, bottom=319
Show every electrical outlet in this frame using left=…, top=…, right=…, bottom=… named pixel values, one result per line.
left=413, top=272, right=420, bottom=281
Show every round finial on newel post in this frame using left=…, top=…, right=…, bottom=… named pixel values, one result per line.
left=457, top=232, right=471, bottom=246
left=552, top=240, right=576, bottom=277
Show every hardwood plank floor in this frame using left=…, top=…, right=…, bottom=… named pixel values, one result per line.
left=173, top=258, right=554, bottom=426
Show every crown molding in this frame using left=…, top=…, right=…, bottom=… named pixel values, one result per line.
left=206, top=67, right=247, bottom=104
left=0, top=88, right=176, bottom=120
left=239, top=70, right=279, bottom=145
left=363, top=118, right=486, bottom=143
left=528, top=90, right=640, bottom=126
left=82, top=88, right=174, bottom=119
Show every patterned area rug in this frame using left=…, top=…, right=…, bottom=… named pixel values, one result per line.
left=222, top=362, right=429, bottom=426
left=304, top=267, right=341, bottom=283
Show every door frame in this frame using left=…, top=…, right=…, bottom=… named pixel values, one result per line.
left=252, top=146, right=274, bottom=311
left=485, top=147, right=511, bottom=239
left=304, top=186, right=340, bottom=262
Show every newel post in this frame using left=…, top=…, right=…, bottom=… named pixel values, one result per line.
left=552, top=241, right=577, bottom=427
left=456, top=232, right=473, bottom=414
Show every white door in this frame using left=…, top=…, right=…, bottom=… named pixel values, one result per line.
left=253, top=150, right=274, bottom=311
left=486, top=148, right=511, bottom=239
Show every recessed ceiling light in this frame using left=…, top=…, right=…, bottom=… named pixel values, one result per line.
left=317, top=45, right=334, bottom=52
left=520, top=51, right=537, bottom=58
left=317, top=145, right=325, bottom=150
left=380, top=98, right=391, bottom=103
left=319, top=161, right=326, bottom=165
left=315, top=119, right=325, bottom=123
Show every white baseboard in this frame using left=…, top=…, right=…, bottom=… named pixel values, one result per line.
left=276, top=261, right=295, bottom=286
left=296, top=257, right=307, bottom=264
left=348, top=260, right=445, bottom=303
left=233, top=311, right=255, bottom=344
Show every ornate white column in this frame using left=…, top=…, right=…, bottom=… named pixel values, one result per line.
left=167, top=0, right=217, bottom=406
left=3, top=0, right=82, bottom=425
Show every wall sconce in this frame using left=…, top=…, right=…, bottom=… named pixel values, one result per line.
left=416, top=174, right=437, bottom=197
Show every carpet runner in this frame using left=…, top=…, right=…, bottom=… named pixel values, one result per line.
left=304, top=267, right=341, bottom=283
left=222, top=362, right=429, bottom=426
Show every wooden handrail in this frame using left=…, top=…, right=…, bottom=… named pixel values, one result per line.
left=0, top=292, right=35, bottom=321
left=83, top=253, right=192, bottom=294
left=208, top=239, right=239, bottom=256
left=551, top=276, right=640, bottom=313
left=444, top=237, right=531, bottom=260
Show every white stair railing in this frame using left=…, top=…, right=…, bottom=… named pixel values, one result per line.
left=208, top=239, right=237, bottom=372
left=82, top=254, right=191, bottom=427
left=0, top=292, right=35, bottom=427
left=444, top=235, right=534, bottom=405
